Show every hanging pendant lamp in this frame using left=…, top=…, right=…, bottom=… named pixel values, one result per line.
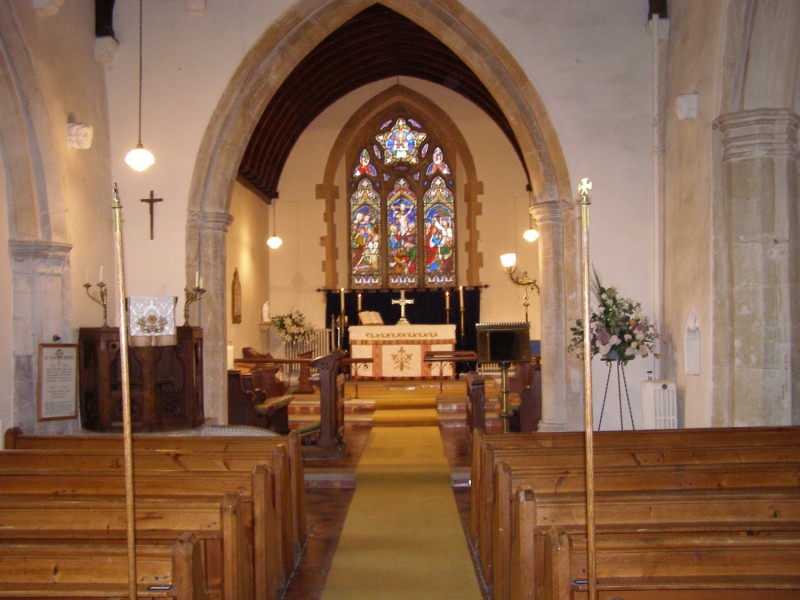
left=266, top=200, right=283, bottom=249
left=125, top=0, right=155, bottom=171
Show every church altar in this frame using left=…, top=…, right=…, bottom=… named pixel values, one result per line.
left=349, top=324, right=456, bottom=379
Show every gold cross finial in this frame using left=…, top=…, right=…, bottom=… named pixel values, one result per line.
left=578, top=178, right=593, bottom=203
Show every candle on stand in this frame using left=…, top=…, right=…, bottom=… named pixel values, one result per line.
left=195, top=272, right=199, bottom=288
left=459, top=285, right=464, bottom=306
left=445, top=290, right=450, bottom=311
left=357, top=292, right=362, bottom=312
left=99, top=266, right=104, bottom=282
left=199, top=276, right=204, bottom=289
left=340, top=288, right=345, bottom=312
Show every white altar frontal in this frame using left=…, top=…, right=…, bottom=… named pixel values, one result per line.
left=349, top=324, right=456, bottom=379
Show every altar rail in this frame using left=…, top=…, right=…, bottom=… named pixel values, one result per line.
left=284, top=328, right=332, bottom=362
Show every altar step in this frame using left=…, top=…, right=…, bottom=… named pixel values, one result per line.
left=289, top=376, right=504, bottom=427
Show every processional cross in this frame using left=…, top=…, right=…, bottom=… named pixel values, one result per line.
left=391, top=290, right=414, bottom=325
left=140, top=190, right=163, bottom=240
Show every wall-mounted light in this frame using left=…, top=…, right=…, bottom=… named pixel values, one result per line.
left=266, top=199, right=283, bottom=249
left=500, top=252, right=540, bottom=323
left=124, top=0, right=155, bottom=172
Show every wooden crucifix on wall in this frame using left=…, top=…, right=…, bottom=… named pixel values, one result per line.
left=140, top=190, right=163, bottom=240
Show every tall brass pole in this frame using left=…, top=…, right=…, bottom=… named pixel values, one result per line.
left=112, top=184, right=138, bottom=599
left=578, top=178, right=597, bottom=598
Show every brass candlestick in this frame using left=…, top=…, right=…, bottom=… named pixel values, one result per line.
left=84, top=281, right=108, bottom=327
left=183, top=286, right=206, bottom=326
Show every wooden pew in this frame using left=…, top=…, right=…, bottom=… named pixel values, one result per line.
left=471, top=426, right=800, bottom=582
left=466, top=371, right=487, bottom=439
left=0, top=493, right=256, bottom=599
left=0, top=533, right=209, bottom=599
left=228, top=368, right=292, bottom=434
left=543, top=527, right=800, bottom=600
left=509, top=485, right=800, bottom=600
left=4, top=427, right=306, bottom=558
left=507, top=360, right=541, bottom=433
left=0, top=471, right=260, bottom=599
left=0, top=443, right=294, bottom=596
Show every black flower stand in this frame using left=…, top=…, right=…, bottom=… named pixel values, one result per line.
left=598, top=357, right=636, bottom=430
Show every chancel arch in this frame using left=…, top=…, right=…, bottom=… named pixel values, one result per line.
left=185, top=0, right=577, bottom=428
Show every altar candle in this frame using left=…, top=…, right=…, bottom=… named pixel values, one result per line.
left=357, top=292, right=362, bottom=312
left=445, top=290, right=450, bottom=311
left=199, top=276, right=204, bottom=290
left=459, top=285, right=464, bottom=306
left=195, top=271, right=199, bottom=288
left=340, top=288, right=345, bottom=312
left=99, top=266, right=104, bottom=282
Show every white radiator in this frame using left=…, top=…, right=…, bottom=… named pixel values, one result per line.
left=641, top=380, right=678, bottom=429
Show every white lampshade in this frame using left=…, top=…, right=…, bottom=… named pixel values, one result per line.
left=500, top=253, right=517, bottom=269
left=125, top=144, right=155, bottom=171
left=523, top=228, right=540, bottom=243
left=266, top=235, right=283, bottom=249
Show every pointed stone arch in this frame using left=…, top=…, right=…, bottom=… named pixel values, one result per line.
left=0, top=6, right=75, bottom=433
left=186, top=0, right=578, bottom=426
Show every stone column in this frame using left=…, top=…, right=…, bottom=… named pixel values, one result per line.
left=715, top=109, right=799, bottom=425
left=8, top=239, right=75, bottom=433
left=190, top=209, right=233, bottom=425
left=530, top=200, right=569, bottom=431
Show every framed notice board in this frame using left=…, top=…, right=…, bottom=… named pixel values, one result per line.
left=37, top=343, right=79, bottom=421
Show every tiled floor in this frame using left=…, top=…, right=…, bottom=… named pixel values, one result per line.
left=282, top=421, right=491, bottom=600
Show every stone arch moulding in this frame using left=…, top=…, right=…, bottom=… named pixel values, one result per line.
left=185, top=0, right=578, bottom=428
left=1, top=6, right=75, bottom=434
left=318, top=84, right=482, bottom=290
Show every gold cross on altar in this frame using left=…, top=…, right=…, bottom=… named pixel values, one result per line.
left=391, top=290, right=414, bottom=325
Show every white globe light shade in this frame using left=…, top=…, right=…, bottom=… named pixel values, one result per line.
left=125, top=145, right=155, bottom=171
left=500, top=253, right=517, bottom=269
left=523, top=228, right=540, bottom=243
left=266, top=235, right=283, bottom=249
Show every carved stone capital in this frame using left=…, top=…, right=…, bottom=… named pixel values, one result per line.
left=715, top=109, right=799, bottom=162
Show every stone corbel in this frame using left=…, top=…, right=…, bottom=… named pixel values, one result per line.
left=67, top=122, right=93, bottom=150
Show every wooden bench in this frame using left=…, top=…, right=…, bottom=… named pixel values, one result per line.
left=466, top=371, right=487, bottom=438
left=4, top=427, right=306, bottom=559
left=543, top=528, right=800, bottom=600
left=0, top=469, right=266, bottom=599
left=471, top=426, right=800, bottom=582
left=0, top=434, right=300, bottom=599
left=472, top=426, right=800, bottom=596
left=0, top=534, right=208, bottom=599
left=228, top=368, right=292, bottom=434
left=0, top=493, right=251, bottom=599
left=508, top=485, right=800, bottom=600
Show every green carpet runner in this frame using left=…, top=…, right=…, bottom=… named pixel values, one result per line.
left=323, top=426, right=482, bottom=599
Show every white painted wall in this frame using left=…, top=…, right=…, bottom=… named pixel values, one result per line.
left=226, top=183, right=272, bottom=358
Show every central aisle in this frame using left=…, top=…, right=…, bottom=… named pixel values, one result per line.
left=322, top=426, right=482, bottom=599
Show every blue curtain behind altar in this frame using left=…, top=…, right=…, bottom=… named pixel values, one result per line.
left=324, top=288, right=482, bottom=367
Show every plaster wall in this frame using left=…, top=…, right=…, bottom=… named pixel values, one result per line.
left=661, top=2, right=725, bottom=427
left=225, top=183, right=272, bottom=358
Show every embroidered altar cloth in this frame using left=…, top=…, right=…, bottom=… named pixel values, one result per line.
left=349, top=324, right=456, bottom=379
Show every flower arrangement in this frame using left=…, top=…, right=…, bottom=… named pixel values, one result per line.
left=272, top=309, right=314, bottom=344
left=568, top=270, right=661, bottom=364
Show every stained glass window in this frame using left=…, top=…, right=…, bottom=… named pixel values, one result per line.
left=349, top=116, right=456, bottom=290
